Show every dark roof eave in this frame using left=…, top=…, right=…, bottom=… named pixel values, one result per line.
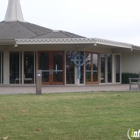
left=132, top=45, right=140, bottom=50
left=0, top=39, right=16, bottom=45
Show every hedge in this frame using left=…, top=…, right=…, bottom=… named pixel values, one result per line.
left=122, top=72, right=139, bottom=84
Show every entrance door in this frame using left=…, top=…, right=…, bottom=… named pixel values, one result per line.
left=38, top=51, right=64, bottom=85
left=86, top=53, right=99, bottom=84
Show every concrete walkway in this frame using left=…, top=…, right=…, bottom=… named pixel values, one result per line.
left=0, top=84, right=137, bottom=95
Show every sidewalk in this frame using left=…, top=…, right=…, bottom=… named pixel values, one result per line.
left=0, top=84, right=136, bottom=95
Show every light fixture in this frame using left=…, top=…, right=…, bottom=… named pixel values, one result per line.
left=14, top=44, right=18, bottom=47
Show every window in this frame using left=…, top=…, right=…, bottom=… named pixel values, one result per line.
left=100, top=54, right=112, bottom=83
left=115, top=55, right=120, bottom=82
left=10, top=52, right=22, bottom=84
left=24, top=52, right=35, bottom=84
left=108, top=54, right=112, bottom=83
left=10, top=51, right=35, bottom=84
left=100, top=54, right=105, bottom=83
left=66, top=51, right=75, bottom=84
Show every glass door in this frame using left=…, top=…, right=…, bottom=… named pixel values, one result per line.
left=52, top=52, right=64, bottom=84
left=86, top=52, right=99, bottom=84
left=24, top=52, right=34, bottom=84
left=38, top=52, right=50, bottom=84
left=92, top=54, right=99, bottom=83
left=38, top=51, right=64, bottom=85
left=10, top=52, right=22, bottom=84
left=86, top=53, right=92, bottom=84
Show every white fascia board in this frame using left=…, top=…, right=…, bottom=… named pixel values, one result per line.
left=95, top=38, right=132, bottom=49
left=16, top=38, right=96, bottom=44
left=16, top=38, right=132, bottom=49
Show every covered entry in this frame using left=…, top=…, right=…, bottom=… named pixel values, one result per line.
left=38, top=51, right=64, bottom=85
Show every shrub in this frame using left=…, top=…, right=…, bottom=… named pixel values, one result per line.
left=122, top=73, right=139, bottom=84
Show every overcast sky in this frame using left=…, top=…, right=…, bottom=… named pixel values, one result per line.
left=0, top=0, right=140, bottom=45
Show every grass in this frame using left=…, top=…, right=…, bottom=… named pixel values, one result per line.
left=0, top=92, right=140, bottom=140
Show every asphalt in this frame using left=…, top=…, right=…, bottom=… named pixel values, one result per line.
left=0, top=84, right=138, bottom=95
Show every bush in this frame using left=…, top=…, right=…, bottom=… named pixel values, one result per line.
left=122, top=73, right=139, bottom=84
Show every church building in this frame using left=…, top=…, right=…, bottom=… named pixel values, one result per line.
left=0, top=0, right=140, bottom=86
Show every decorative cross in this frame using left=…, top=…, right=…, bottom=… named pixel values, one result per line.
left=71, top=52, right=85, bottom=79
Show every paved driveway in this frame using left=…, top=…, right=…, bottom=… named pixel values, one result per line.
left=0, top=84, right=137, bottom=95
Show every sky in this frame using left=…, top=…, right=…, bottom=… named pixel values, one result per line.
left=0, top=0, right=140, bottom=45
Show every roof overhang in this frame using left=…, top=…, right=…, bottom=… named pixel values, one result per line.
left=16, top=38, right=132, bottom=49
left=0, top=39, right=16, bottom=45
left=1, top=38, right=138, bottom=53
left=132, top=45, right=140, bottom=50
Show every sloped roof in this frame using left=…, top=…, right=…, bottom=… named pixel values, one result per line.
left=0, top=21, right=84, bottom=40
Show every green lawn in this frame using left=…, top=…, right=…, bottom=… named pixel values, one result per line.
left=0, top=92, right=140, bottom=140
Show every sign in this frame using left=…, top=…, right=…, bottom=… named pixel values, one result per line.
left=127, top=128, right=140, bottom=140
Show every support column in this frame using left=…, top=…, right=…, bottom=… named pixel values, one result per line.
left=36, top=51, right=38, bottom=84
left=105, top=54, right=108, bottom=83
left=120, top=54, right=122, bottom=84
left=64, top=51, right=66, bottom=85
left=75, top=66, right=80, bottom=85
left=112, top=54, right=116, bottom=83
left=4, top=51, right=9, bottom=84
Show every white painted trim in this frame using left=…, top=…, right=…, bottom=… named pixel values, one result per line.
left=112, top=54, right=115, bottom=83
left=16, top=38, right=132, bottom=49
left=75, top=63, right=78, bottom=85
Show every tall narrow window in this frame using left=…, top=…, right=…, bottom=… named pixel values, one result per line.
left=86, top=52, right=99, bottom=84
left=80, top=51, right=84, bottom=84
left=93, top=54, right=98, bottom=82
left=66, top=51, right=75, bottom=84
left=86, top=53, right=91, bottom=83
left=115, top=55, right=120, bottom=82
left=53, top=52, right=64, bottom=83
left=100, top=54, right=105, bottom=83
left=24, top=52, right=34, bottom=84
left=108, top=54, right=112, bottom=83
left=10, top=52, right=22, bottom=84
